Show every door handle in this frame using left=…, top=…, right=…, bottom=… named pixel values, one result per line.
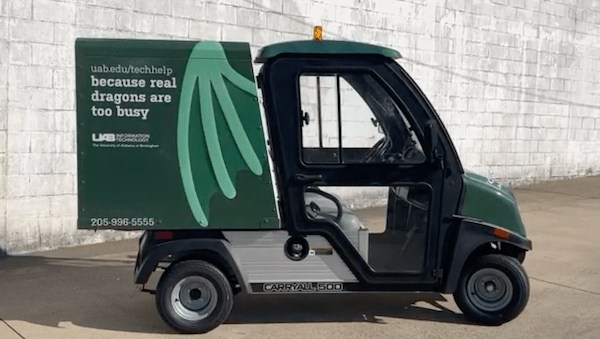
left=295, top=174, right=323, bottom=183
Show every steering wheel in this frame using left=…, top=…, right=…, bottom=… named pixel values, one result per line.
left=362, top=137, right=390, bottom=163
left=304, top=187, right=343, bottom=224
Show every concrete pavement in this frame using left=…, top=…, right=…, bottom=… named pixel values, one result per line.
left=1, top=176, right=599, bottom=338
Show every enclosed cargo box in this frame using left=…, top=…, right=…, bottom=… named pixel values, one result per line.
left=75, top=39, right=278, bottom=230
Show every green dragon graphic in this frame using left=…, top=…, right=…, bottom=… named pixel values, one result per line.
left=177, top=42, right=263, bottom=227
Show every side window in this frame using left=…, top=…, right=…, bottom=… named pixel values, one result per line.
left=299, top=72, right=425, bottom=164
left=299, top=76, right=339, bottom=163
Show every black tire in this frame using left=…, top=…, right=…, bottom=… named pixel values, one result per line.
left=454, top=254, right=529, bottom=325
left=156, top=260, right=233, bottom=333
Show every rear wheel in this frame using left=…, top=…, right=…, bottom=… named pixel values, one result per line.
left=454, top=254, right=529, bottom=325
left=156, top=260, right=233, bottom=333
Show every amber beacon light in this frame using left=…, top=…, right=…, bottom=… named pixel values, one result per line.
left=313, top=26, right=323, bottom=40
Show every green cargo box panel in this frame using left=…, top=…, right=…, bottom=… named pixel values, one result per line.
left=76, top=39, right=279, bottom=230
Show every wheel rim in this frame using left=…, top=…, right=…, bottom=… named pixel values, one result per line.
left=171, top=276, right=218, bottom=321
left=466, top=268, right=513, bottom=312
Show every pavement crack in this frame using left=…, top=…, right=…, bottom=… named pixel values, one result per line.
left=531, top=277, right=600, bottom=296
left=0, top=317, right=26, bottom=339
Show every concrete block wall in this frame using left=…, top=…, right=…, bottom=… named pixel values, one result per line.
left=0, top=0, right=599, bottom=254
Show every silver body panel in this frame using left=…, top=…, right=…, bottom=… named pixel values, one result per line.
left=223, top=231, right=358, bottom=283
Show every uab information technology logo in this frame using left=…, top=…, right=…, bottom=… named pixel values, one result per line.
left=92, top=133, right=150, bottom=143
left=92, top=133, right=115, bottom=142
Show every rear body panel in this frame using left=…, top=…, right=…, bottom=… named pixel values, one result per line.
left=75, top=39, right=277, bottom=230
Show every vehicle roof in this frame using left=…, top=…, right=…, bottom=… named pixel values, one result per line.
left=254, top=40, right=402, bottom=63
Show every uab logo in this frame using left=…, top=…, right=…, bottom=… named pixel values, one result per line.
left=92, top=133, right=116, bottom=142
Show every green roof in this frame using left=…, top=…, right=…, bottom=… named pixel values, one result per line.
left=255, top=40, right=402, bottom=63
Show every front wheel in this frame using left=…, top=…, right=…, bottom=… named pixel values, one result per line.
left=156, top=260, right=233, bottom=333
left=454, top=254, right=529, bottom=325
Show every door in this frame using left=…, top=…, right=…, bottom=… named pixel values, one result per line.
left=260, top=56, right=454, bottom=286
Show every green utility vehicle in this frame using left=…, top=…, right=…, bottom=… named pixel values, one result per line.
left=76, top=36, right=532, bottom=333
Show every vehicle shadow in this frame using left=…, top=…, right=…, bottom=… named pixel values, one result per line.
left=0, top=254, right=467, bottom=335
left=228, top=292, right=466, bottom=325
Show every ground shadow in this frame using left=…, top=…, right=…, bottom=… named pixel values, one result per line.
left=227, top=292, right=466, bottom=326
left=0, top=254, right=467, bottom=334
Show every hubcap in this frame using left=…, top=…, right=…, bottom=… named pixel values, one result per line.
left=171, top=276, right=218, bottom=321
left=467, top=268, right=513, bottom=312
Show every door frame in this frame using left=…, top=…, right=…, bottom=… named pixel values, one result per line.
left=259, top=54, right=464, bottom=289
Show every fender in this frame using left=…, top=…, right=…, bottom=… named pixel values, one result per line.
left=441, top=217, right=532, bottom=293
left=134, top=234, right=250, bottom=293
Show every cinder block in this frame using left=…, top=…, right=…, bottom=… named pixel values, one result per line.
left=499, top=126, right=516, bottom=139
left=311, top=3, right=336, bottom=22
left=7, top=132, right=31, bottom=153
left=53, top=68, right=75, bottom=89
left=188, top=21, right=222, bottom=40
left=54, top=89, right=75, bottom=111
left=172, top=0, right=205, bottom=20
left=523, top=23, right=538, bottom=38
left=134, top=0, right=171, bottom=15
left=9, top=43, right=32, bottom=65
left=10, top=19, right=54, bottom=43
left=132, top=12, right=154, bottom=33
left=6, top=175, right=30, bottom=197
left=30, top=132, right=56, bottom=153
left=50, top=195, right=77, bottom=218
left=514, top=152, right=529, bottom=165
left=283, top=0, right=310, bottom=17
left=222, top=24, right=253, bottom=42
left=98, top=0, right=134, bottom=10
left=51, top=153, right=76, bottom=174
left=252, top=28, right=282, bottom=47
left=5, top=218, right=40, bottom=253
left=8, top=65, right=54, bottom=89
left=575, top=129, right=588, bottom=141
left=7, top=109, right=54, bottom=132
left=52, top=110, right=76, bottom=133
left=0, top=131, right=6, bottom=153
left=57, top=174, right=75, bottom=194
left=32, top=43, right=73, bottom=67
left=115, top=11, right=135, bottom=31
left=9, top=0, right=33, bottom=19
left=33, top=0, right=76, bottom=23
left=0, top=43, right=7, bottom=69
left=54, top=132, right=75, bottom=153
left=0, top=16, right=7, bottom=40
left=6, top=196, right=51, bottom=218
left=153, top=15, right=189, bottom=37
left=509, top=0, right=526, bottom=9
left=30, top=88, right=55, bottom=110
left=54, top=23, right=75, bottom=46
left=75, top=5, right=117, bottom=29
left=253, top=0, right=282, bottom=12
left=19, top=153, right=52, bottom=174
left=237, top=7, right=267, bottom=28
left=223, top=0, right=255, bottom=8
left=30, top=174, right=56, bottom=196
left=206, top=3, right=237, bottom=24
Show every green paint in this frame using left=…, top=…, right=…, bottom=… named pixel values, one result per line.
left=76, top=39, right=277, bottom=230
left=255, top=40, right=402, bottom=63
left=177, top=42, right=265, bottom=226
left=459, top=171, right=526, bottom=236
